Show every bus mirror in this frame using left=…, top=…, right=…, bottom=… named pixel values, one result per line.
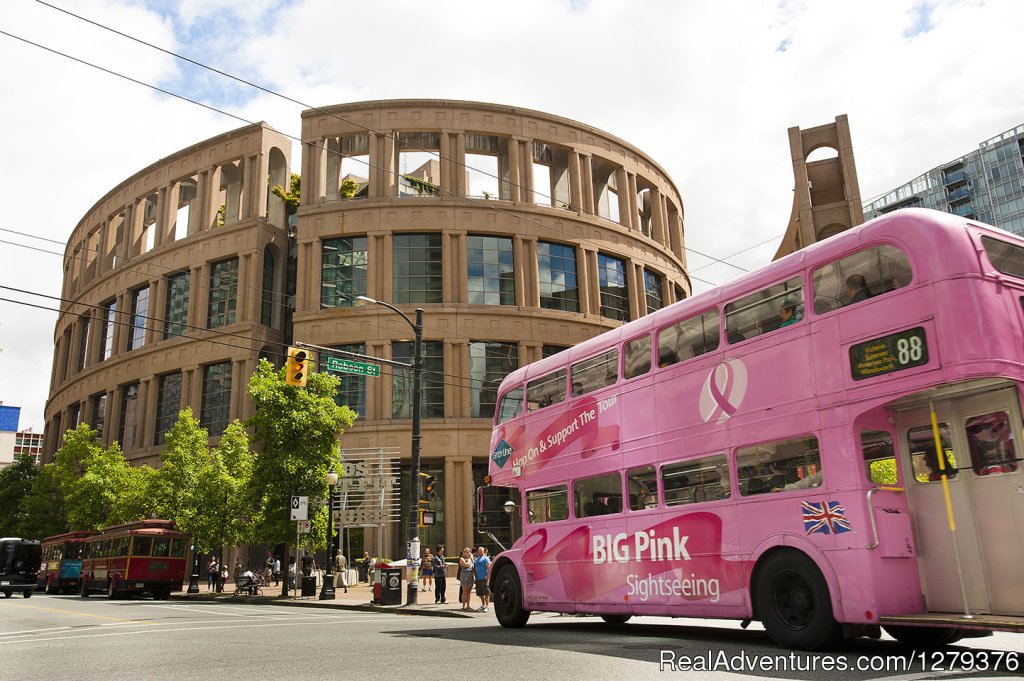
left=504, top=500, right=517, bottom=514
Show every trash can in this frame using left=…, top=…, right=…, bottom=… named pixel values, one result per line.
left=380, top=567, right=402, bottom=606
left=301, top=575, right=317, bottom=597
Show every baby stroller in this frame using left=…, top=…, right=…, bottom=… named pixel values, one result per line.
left=233, top=572, right=265, bottom=596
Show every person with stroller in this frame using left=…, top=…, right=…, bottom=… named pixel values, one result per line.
left=237, top=567, right=258, bottom=595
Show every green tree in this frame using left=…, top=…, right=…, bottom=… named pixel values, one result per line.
left=339, top=178, right=359, bottom=199
left=246, top=358, right=355, bottom=592
left=0, top=458, right=38, bottom=536
left=19, top=464, right=66, bottom=539
left=271, top=173, right=301, bottom=216
left=191, top=420, right=254, bottom=555
left=151, top=408, right=210, bottom=535
left=50, top=424, right=156, bottom=530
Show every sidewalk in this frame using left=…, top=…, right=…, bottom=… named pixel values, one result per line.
left=172, top=577, right=483, bottom=619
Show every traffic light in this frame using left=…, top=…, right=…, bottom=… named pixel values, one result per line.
left=418, top=474, right=436, bottom=504
left=286, top=346, right=308, bottom=387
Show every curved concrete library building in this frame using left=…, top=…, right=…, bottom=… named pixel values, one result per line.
left=45, top=99, right=689, bottom=557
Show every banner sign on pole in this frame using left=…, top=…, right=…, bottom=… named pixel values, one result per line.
left=290, top=495, right=308, bottom=521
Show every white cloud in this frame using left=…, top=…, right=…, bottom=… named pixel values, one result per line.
left=1, top=0, right=1022, bottom=430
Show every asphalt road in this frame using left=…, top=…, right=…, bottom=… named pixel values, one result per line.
left=3, top=594, right=1024, bottom=681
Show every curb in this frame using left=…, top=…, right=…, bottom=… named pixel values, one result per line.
left=169, top=593, right=476, bottom=618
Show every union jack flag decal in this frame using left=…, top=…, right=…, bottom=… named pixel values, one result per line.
left=802, top=500, right=852, bottom=535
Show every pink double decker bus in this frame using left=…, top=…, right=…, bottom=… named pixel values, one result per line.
left=483, top=208, right=1024, bottom=650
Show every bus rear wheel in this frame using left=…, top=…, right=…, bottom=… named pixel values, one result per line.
left=884, top=625, right=961, bottom=649
left=46, top=579, right=58, bottom=595
left=493, top=566, right=530, bottom=628
left=107, top=580, right=123, bottom=600
left=3, top=591, right=11, bottom=599
left=754, top=551, right=841, bottom=651
left=601, top=615, right=632, bottom=625
left=80, top=580, right=89, bottom=597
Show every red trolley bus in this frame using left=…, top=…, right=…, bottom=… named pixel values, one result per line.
left=38, top=530, right=96, bottom=594
left=79, top=520, right=189, bottom=600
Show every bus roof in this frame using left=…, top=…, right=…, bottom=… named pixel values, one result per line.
left=499, top=207, right=1009, bottom=390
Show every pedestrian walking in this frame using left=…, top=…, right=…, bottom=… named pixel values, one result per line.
left=273, top=555, right=281, bottom=586
left=263, top=552, right=274, bottom=586
left=421, top=548, right=433, bottom=592
left=288, top=556, right=297, bottom=593
left=433, top=545, right=447, bottom=604
left=233, top=557, right=244, bottom=586
left=474, top=546, right=491, bottom=612
left=207, top=556, right=219, bottom=592
left=458, top=547, right=475, bottom=611
left=334, top=549, right=348, bottom=593
left=301, top=550, right=315, bottom=577
left=359, top=551, right=371, bottom=582
left=219, top=563, right=229, bottom=593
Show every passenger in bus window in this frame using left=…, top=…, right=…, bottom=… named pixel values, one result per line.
left=844, top=274, right=871, bottom=306
left=778, top=298, right=801, bottom=328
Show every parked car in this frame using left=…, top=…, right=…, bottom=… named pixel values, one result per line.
left=1, top=537, right=42, bottom=598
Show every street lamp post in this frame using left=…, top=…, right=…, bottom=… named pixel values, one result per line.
left=188, top=547, right=201, bottom=594
left=356, top=296, right=423, bottom=605
left=320, top=467, right=339, bottom=600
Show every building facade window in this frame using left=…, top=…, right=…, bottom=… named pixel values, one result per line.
left=208, top=258, right=239, bottom=329
left=322, top=344, right=366, bottom=417
left=542, top=344, right=570, bottom=359
left=321, top=237, right=368, bottom=308
left=538, top=242, right=579, bottom=312
left=644, top=270, right=664, bottom=313
left=470, top=341, right=519, bottom=419
left=68, top=403, right=80, bottom=429
left=77, top=314, right=90, bottom=370
left=127, top=286, right=149, bottom=351
left=393, top=234, right=442, bottom=304
left=392, top=341, right=444, bottom=419
left=467, top=235, right=515, bottom=305
left=261, top=248, right=275, bottom=327
left=200, top=362, right=233, bottom=435
left=99, top=300, right=116, bottom=361
left=91, top=393, right=106, bottom=440
left=154, top=372, right=183, bottom=445
left=164, top=271, right=189, bottom=339
left=597, top=253, right=630, bottom=322
left=119, top=384, right=139, bottom=455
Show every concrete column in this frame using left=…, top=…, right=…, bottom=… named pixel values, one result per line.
left=615, top=168, right=631, bottom=228
left=147, top=277, right=163, bottom=346
left=140, top=377, right=157, bottom=449
left=229, top=358, right=245, bottom=426
left=671, top=214, right=684, bottom=261
left=446, top=340, right=466, bottom=419
left=580, top=154, right=595, bottom=215
left=443, top=457, right=457, bottom=551
left=576, top=245, right=592, bottom=316
left=313, top=141, right=328, bottom=204
left=366, top=341, right=387, bottom=420
left=442, top=232, right=454, bottom=305
left=382, top=133, right=397, bottom=198
left=526, top=237, right=540, bottom=308
left=66, top=317, right=82, bottom=379
left=110, top=293, right=127, bottom=357
left=296, top=241, right=314, bottom=314
left=439, top=132, right=452, bottom=197
left=237, top=252, right=252, bottom=323
left=243, top=154, right=259, bottom=219
left=452, top=232, right=468, bottom=305
left=513, top=235, right=527, bottom=307
left=568, top=150, right=583, bottom=212
left=180, top=367, right=195, bottom=416
left=516, top=138, right=533, bottom=202
left=455, top=133, right=467, bottom=199
left=195, top=263, right=211, bottom=329
left=631, top=261, right=645, bottom=320
left=380, top=233, right=394, bottom=303
left=627, top=173, right=640, bottom=233
left=508, top=137, right=522, bottom=202
left=201, top=167, right=220, bottom=232
left=186, top=365, right=204, bottom=418
left=106, top=386, right=122, bottom=449
left=650, top=188, right=666, bottom=244
left=587, top=250, right=601, bottom=316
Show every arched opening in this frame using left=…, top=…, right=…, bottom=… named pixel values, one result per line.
left=805, top=146, right=838, bottom=163
left=217, top=162, right=243, bottom=226
left=266, top=148, right=288, bottom=228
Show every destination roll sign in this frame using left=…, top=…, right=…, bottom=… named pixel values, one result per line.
left=849, top=326, right=929, bottom=381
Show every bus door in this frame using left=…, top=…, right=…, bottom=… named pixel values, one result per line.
left=896, top=386, right=1024, bottom=615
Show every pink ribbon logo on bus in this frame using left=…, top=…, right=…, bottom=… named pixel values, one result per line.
left=699, top=359, right=748, bottom=424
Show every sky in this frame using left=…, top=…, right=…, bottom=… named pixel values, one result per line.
left=1, top=0, right=1023, bottom=432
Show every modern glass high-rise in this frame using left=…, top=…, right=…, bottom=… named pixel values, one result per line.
left=863, top=124, right=1024, bottom=237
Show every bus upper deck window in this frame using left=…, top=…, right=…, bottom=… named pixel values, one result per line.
left=623, top=336, right=652, bottom=379
left=571, top=349, right=618, bottom=397
left=982, top=236, right=1024, bottom=278
left=527, top=369, right=566, bottom=412
left=657, top=309, right=720, bottom=367
left=725, top=277, right=803, bottom=342
left=496, top=386, right=524, bottom=424
left=811, top=244, right=912, bottom=313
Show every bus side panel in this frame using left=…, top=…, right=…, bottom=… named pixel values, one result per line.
left=520, top=520, right=577, bottom=610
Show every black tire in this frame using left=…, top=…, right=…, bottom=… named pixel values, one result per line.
left=3, top=591, right=11, bottom=598
left=152, top=589, right=170, bottom=601
left=107, top=580, right=122, bottom=600
left=80, top=580, right=90, bottom=598
left=601, top=615, right=632, bottom=625
left=23, top=590, right=32, bottom=599
left=753, top=551, right=841, bottom=650
left=492, top=565, right=530, bottom=628
left=884, top=625, right=961, bottom=649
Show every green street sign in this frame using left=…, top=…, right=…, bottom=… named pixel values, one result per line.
left=326, top=357, right=381, bottom=377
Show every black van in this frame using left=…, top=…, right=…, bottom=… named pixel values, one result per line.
left=1, top=537, right=42, bottom=598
